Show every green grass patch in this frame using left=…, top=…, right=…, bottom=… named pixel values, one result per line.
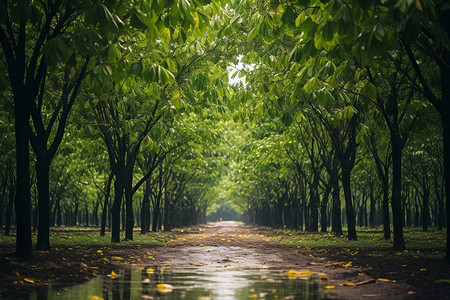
left=271, top=226, right=446, bottom=258
left=0, top=227, right=175, bottom=247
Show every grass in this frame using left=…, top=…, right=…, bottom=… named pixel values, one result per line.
left=267, top=226, right=446, bottom=259
left=0, top=227, right=176, bottom=247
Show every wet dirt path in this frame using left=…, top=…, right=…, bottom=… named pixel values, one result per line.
left=148, top=221, right=413, bottom=299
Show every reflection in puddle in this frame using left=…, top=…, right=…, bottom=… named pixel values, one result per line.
left=8, top=267, right=341, bottom=299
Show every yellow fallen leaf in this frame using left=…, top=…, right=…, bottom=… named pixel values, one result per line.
left=298, top=270, right=313, bottom=277
left=111, top=256, right=123, bottom=261
left=320, top=275, right=328, bottom=281
left=324, top=286, right=335, bottom=289
left=377, top=278, right=390, bottom=282
left=89, top=296, right=104, bottom=300
left=224, top=264, right=231, bottom=267
left=407, top=291, right=416, bottom=295
left=193, top=262, right=204, bottom=266
left=236, top=254, right=240, bottom=257
left=146, top=268, right=154, bottom=274
left=157, top=283, right=173, bottom=293
left=288, top=270, right=297, bottom=275
left=110, top=271, right=119, bottom=279
left=148, top=256, right=155, bottom=260
left=227, top=240, right=231, bottom=243
left=221, top=253, right=224, bottom=256
left=343, top=262, right=352, bottom=268
left=97, top=250, right=103, bottom=254
left=249, top=294, right=258, bottom=299
left=23, top=278, right=35, bottom=284
left=343, top=282, right=355, bottom=287
left=261, top=275, right=268, bottom=280
left=420, top=268, right=426, bottom=272
left=199, top=244, right=205, bottom=247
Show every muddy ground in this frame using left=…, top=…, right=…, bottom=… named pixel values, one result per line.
left=0, top=221, right=448, bottom=299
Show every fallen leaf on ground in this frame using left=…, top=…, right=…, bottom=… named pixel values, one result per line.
left=156, top=283, right=173, bottom=293
left=193, top=262, right=204, bottom=266
left=110, top=271, right=119, bottom=279
left=343, top=282, right=355, bottom=287
left=320, top=274, right=328, bottom=281
left=343, top=262, right=352, bottom=268
left=324, top=286, right=335, bottom=289
left=89, top=296, right=104, bottom=300
left=146, top=268, right=154, bottom=274
left=298, top=270, right=313, bottom=277
left=407, top=291, right=416, bottom=295
left=111, top=256, right=123, bottom=261
left=22, top=277, right=35, bottom=284
left=377, top=278, right=390, bottom=282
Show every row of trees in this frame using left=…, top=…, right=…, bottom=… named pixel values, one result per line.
left=0, top=0, right=238, bottom=258
left=1, top=0, right=449, bottom=265
left=221, top=0, right=449, bottom=262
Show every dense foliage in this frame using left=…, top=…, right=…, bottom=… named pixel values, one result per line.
left=0, top=0, right=448, bottom=263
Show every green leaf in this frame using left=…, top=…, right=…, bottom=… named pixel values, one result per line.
left=44, top=37, right=69, bottom=66
left=316, top=89, right=334, bottom=106
left=160, top=27, right=171, bottom=43
left=107, top=44, right=121, bottom=62
left=356, top=124, right=368, bottom=143
left=322, top=22, right=334, bottom=41
left=341, top=105, right=357, bottom=119
left=373, top=24, right=386, bottom=41
left=129, top=62, right=143, bottom=75
left=361, top=82, right=377, bottom=99
left=304, top=77, right=321, bottom=93
left=281, top=112, right=294, bottom=127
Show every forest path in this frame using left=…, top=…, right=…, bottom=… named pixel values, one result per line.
left=148, top=221, right=413, bottom=299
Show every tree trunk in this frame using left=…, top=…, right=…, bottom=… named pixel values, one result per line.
left=342, top=166, right=357, bottom=240
left=111, top=179, right=123, bottom=243
left=320, top=183, right=331, bottom=232
left=331, top=171, right=342, bottom=235
left=35, top=156, right=50, bottom=251
left=441, top=109, right=450, bottom=263
left=124, top=169, right=134, bottom=241
left=309, top=176, right=319, bottom=232
left=140, top=179, right=151, bottom=234
left=100, top=174, right=113, bottom=236
left=391, top=130, right=405, bottom=251
left=369, top=186, right=376, bottom=227
left=152, top=201, right=160, bottom=232
left=4, top=182, right=14, bottom=236
left=14, top=105, right=33, bottom=259
left=422, top=187, right=430, bottom=232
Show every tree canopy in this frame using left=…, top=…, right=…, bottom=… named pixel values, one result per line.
left=0, top=0, right=449, bottom=264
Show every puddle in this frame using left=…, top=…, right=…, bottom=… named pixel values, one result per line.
left=5, top=267, right=342, bottom=299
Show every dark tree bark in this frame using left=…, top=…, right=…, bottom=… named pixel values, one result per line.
left=35, top=157, right=50, bottom=250
left=111, top=178, right=124, bottom=243
left=14, top=105, right=33, bottom=259
left=100, top=173, right=113, bottom=236
left=4, top=179, right=14, bottom=236
left=140, top=179, right=151, bottom=234
left=320, top=182, right=332, bottom=232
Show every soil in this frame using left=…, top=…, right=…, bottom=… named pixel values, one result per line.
left=0, top=221, right=448, bottom=299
